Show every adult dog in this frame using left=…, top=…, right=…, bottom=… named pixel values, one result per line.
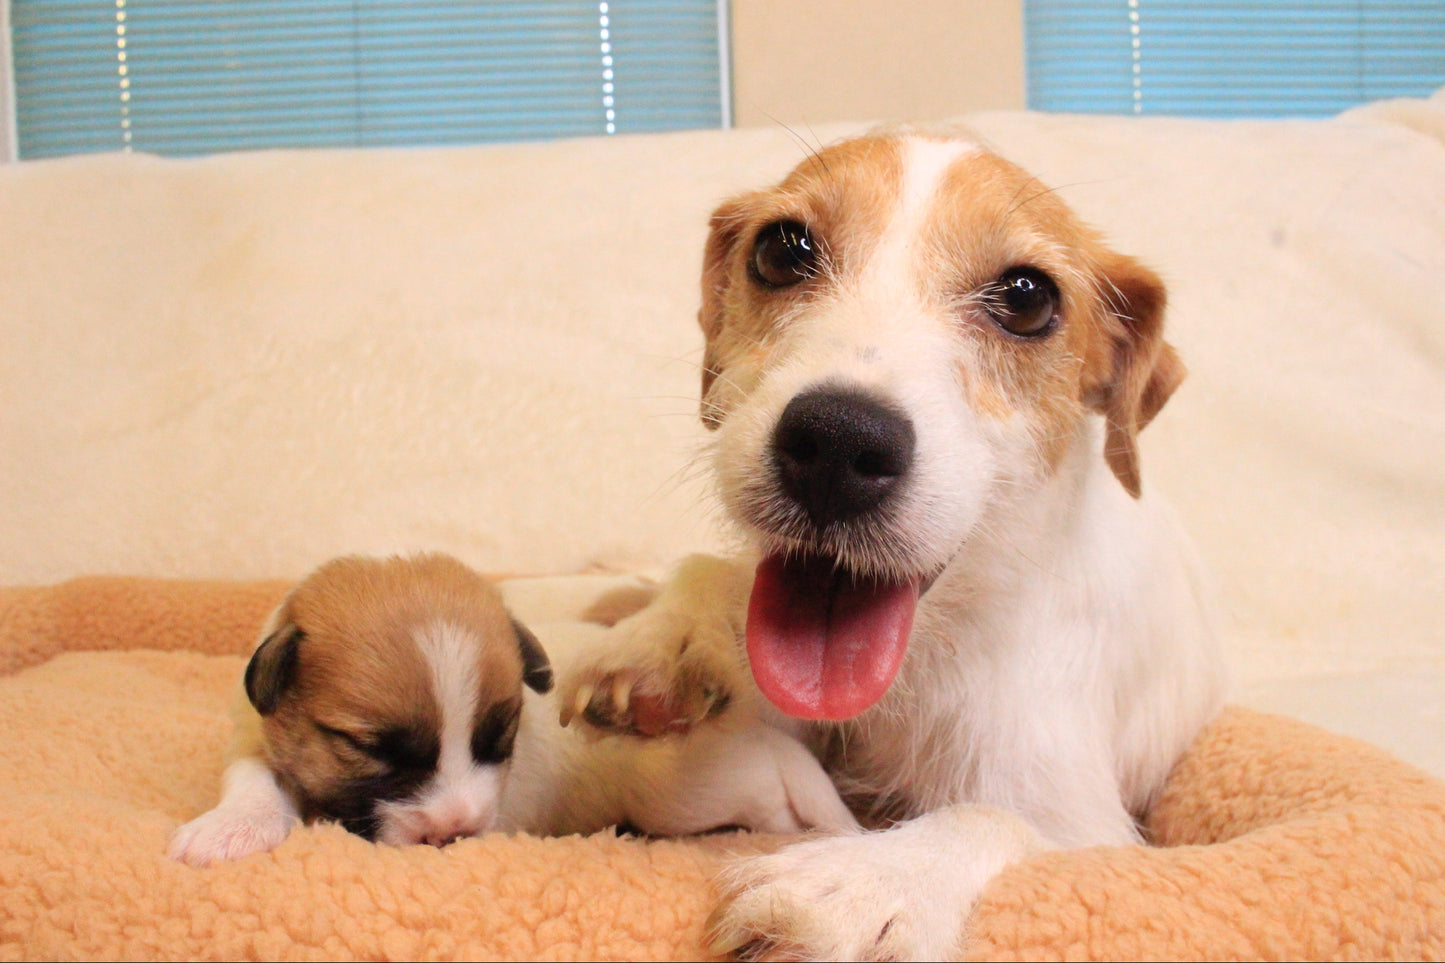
left=565, top=128, right=1226, bottom=961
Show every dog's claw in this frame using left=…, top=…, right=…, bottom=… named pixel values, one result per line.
left=557, top=589, right=744, bottom=740
left=705, top=907, right=752, bottom=957
left=561, top=682, right=595, bottom=728
left=561, top=665, right=735, bottom=738
left=612, top=676, right=632, bottom=716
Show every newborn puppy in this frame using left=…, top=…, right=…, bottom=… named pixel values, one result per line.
left=169, top=553, right=553, bottom=863
left=169, top=552, right=854, bottom=867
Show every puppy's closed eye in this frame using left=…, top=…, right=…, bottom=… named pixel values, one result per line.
left=471, top=698, right=522, bottom=765
left=318, top=723, right=439, bottom=774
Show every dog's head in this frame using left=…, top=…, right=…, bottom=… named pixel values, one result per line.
left=244, top=553, right=552, bottom=845
left=695, top=131, right=1183, bottom=720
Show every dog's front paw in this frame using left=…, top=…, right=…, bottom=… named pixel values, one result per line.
left=167, top=803, right=296, bottom=867
left=559, top=606, right=742, bottom=737
left=707, top=807, right=1045, bottom=961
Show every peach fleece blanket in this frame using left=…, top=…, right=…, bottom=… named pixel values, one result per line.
left=3, top=576, right=1443, bottom=961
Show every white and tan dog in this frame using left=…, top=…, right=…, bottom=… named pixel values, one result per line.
left=565, top=129, right=1227, bottom=960
left=169, top=552, right=855, bottom=867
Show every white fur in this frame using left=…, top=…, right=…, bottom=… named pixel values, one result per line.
left=172, top=602, right=856, bottom=867
left=375, top=619, right=506, bottom=846
left=167, top=756, right=298, bottom=867
left=711, top=806, right=1045, bottom=960
left=500, top=621, right=858, bottom=838
left=599, top=135, right=1228, bottom=960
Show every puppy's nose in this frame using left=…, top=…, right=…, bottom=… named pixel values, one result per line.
left=418, top=811, right=484, bottom=848
left=771, top=386, right=915, bottom=527
left=421, top=824, right=472, bottom=848
left=424, top=832, right=465, bottom=848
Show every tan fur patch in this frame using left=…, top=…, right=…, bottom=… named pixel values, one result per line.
left=581, top=582, right=660, bottom=627
left=699, top=138, right=904, bottom=424
left=919, top=148, right=1175, bottom=484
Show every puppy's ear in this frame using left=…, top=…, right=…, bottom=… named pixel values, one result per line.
left=698, top=194, right=755, bottom=429
left=244, top=620, right=303, bottom=715
left=1085, top=252, right=1185, bottom=498
left=511, top=618, right=554, bottom=694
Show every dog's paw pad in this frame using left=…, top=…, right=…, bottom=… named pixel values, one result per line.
left=561, top=666, right=729, bottom=737
left=704, top=821, right=998, bottom=962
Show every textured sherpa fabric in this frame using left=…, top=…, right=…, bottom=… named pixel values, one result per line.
left=1, top=576, right=1442, bottom=961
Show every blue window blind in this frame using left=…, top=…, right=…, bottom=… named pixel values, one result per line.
left=1026, top=1, right=1445, bottom=118
left=11, top=0, right=728, bottom=159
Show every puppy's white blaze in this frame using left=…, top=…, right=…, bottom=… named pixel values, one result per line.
left=375, top=620, right=504, bottom=845
left=417, top=619, right=482, bottom=774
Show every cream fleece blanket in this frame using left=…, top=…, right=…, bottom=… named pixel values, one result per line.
left=2, top=575, right=1443, bottom=961
left=4, top=92, right=1444, bottom=782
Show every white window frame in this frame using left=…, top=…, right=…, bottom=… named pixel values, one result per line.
left=2, top=1, right=17, bottom=162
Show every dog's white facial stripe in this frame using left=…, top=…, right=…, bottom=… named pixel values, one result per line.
left=419, top=619, right=483, bottom=778
left=864, top=139, right=980, bottom=286
left=708, top=136, right=1014, bottom=580
left=374, top=619, right=505, bottom=845
left=901, top=139, right=980, bottom=229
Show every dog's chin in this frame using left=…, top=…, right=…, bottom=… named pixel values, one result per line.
left=373, top=808, right=497, bottom=848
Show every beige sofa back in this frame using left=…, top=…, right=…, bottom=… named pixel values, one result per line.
left=4, top=97, right=1443, bottom=721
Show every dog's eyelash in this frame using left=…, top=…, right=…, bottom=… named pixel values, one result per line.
left=316, top=723, right=439, bottom=772
left=316, top=723, right=369, bottom=753
left=471, top=698, right=522, bottom=765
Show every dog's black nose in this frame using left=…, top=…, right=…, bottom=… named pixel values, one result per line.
left=771, top=385, right=915, bottom=527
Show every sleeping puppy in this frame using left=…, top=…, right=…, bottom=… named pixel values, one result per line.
left=168, top=552, right=854, bottom=867
left=563, top=128, right=1228, bottom=960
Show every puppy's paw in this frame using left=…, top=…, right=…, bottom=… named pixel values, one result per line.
left=706, top=807, right=1044, bottom=961
left=559, top=607, right=743, bottom=737
left=167, top=803, right=296, bottom=867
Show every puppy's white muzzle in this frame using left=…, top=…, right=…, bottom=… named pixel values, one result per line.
left=376, top=763, right=504, bottom=847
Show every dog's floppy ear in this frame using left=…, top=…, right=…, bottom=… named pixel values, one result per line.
left=698, top=194, right=754, bottom=429
left=244, top=618, right=303, bottom=716
left=511, top=618, right=554, bottom=694
left=1086, top=252, right=1185, bottom=498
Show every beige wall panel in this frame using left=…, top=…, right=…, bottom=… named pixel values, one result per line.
left=730, top=0, right=1025, bottom=129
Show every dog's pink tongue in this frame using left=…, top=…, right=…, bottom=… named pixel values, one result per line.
left=746, top=553, right=918, bottom=720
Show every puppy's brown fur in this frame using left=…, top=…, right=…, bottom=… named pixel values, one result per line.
left=239, top=553, right=548, bottom=836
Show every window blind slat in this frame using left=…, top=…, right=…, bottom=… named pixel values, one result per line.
left=1026, top=0, right=1445, bottom=118
left=13, top=0, right=726, bottom=158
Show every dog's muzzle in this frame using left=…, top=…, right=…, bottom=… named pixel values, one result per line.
left=770, top=385, right=916, bottom=529
left=742, top=384, right=926, bottom=721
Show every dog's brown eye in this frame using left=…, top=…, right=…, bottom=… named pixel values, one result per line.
left=985, top=267, right=1059, bottom=338
left=750, top=220, right=821, bottom=288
